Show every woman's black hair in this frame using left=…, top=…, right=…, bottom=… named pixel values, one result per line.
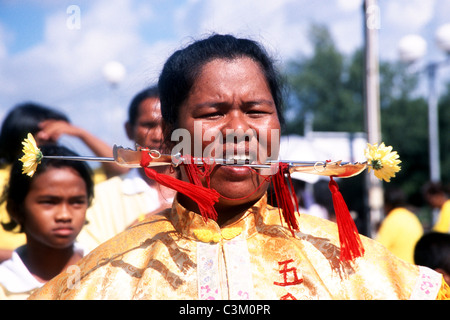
left=1, top=144, right=94, bottom=232
left=158, top=33, right=285, bottom=146
left=0, top=102, right=69, bottom=165
left=127, top=85, right=159, bottom=126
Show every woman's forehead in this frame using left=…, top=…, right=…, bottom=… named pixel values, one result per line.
left=197, top=57, right=264, bottom=79
left=189, top=57, right=271, bottom=97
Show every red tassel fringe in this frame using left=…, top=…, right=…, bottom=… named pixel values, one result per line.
left=328, top=176, right=365, bottom=262
left=140, top=151, right=219, bottom=221
left=182, top=155, right=217, bottom=221
left=271, top=162, right=300, bottom=236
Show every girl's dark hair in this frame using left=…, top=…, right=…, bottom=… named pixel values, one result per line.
left=158, top=34, right=285, bottom=147
left=1, top=144, right=94, bottom=232
left=0, top=102, right=69, bottom=164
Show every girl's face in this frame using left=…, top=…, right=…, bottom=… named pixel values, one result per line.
left=177, top=57, right=281, bottom=210
left=22, top=166, right=88, bottom=249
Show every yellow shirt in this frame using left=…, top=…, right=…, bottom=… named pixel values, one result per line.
left=0, top=166, right=26, bottom=251
left=29, top=195, right=448, bottom=300
left=433, top=200, right=450, bottom=233
left=376, top=207, right=424, bottom=264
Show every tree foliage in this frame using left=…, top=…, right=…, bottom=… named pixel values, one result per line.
left=284, top=24, right=364, bottom=134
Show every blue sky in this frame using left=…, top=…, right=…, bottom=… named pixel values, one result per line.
left=0, top=2, right=48, bottom=53
left=0, top=0, right=449, bottom=157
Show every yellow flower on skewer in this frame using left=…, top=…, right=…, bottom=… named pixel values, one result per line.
left=19, top=133, right=43, bottom=177
left=364, top=142, right=401, bottom=182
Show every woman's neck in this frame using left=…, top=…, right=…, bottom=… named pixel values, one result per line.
left=177, top=192, right=260, bottom=227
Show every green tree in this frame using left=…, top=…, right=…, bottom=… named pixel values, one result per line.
left=283, top=23, right=449, bottom=211
left=284, top=24, right=364, bottom=134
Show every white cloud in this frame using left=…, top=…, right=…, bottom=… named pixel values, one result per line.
left=0, top=0, right=174, bottom=151
left=337, top=0, right=363, bottom=12
left=173, top=0, right=321, bottom=61
left=385, top=0, right=435, bottom=31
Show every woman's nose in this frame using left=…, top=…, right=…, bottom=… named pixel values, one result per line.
left=223, top=110, right=250, bottom=132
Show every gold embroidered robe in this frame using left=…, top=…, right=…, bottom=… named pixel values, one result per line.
left=29, top=195, right=448, bottom=300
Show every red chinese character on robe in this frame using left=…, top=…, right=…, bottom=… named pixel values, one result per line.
left=274, top=259, right=303, bottom=287
left=280, top=293, right=297, bottom=300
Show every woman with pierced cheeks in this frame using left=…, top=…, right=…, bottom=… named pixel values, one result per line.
left=29, top=34, right=449, bottom=300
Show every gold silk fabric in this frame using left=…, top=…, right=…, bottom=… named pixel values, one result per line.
left=29, top=195, right=447, bottom=300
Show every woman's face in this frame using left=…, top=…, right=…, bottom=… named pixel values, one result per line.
left=177, top=57, right=281, bottom=212
left=125, top=97, right=163, bottom=150
left=21, top=167, right=88, bottom=249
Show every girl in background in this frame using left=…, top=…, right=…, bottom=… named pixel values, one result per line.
left=0, top=144, right=93, bottom=299
left=0, top=102, right=125, bottom=262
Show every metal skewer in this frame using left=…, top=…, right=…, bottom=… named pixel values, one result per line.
left=42, top=145, right=369, bottom=178
left=43, top=156, right=115, bottom=162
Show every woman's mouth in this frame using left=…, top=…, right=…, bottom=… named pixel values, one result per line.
left=223, top=154, right=254, bottom=165
left=213, top=154, right=256, bottom=180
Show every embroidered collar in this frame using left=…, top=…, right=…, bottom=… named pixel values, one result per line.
left=170, top=195, right=267, bottom=243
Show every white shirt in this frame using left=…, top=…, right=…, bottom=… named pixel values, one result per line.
left=0, top=244, right=84, bottom=299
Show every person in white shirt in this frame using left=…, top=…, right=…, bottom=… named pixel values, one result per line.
left=76, top=86, right=176, bottom=252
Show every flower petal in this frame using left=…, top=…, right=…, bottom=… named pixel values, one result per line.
left=19, top=133, right=42, bottom=177
left=364, top=142, right=401, bottom=182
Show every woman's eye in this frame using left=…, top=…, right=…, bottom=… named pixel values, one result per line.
left=246, top=109, right=268, bottom=117
left=200, top=112, right=222, bottom=120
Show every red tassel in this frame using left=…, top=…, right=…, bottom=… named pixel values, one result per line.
left=328, top=176, right=365, bottom=262
left=271, top=162, right=300, bottom=236
left=140, top=151, right=220, bottom=221
left=181, top=155, right=217, bottom=221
